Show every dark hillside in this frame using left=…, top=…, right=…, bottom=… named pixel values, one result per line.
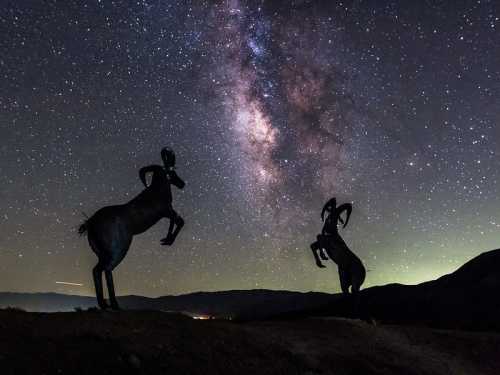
left=1, top=310, right=499, bottom=375
left=299, top=249, right=500, bottom=331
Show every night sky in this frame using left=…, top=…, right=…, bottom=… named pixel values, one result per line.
left=1, top=1, right=499, bottom=297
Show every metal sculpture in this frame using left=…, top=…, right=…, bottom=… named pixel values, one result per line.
left=78, top=148, right=185, bottom=309
left=310, top=198, right=366, bottom=295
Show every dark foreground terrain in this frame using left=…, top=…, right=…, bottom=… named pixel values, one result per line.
left=0, top=309, right=499, bottom=375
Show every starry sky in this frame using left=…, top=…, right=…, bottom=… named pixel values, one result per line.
left=1, top=0, right=499, bottom=297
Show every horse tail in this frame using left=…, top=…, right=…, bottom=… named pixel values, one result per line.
left=78, top=212, right=90, bottom=236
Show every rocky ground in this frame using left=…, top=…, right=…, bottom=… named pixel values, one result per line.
left=0, top=309, right=499, bottom=375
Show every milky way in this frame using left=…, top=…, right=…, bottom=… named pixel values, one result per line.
left=210, top=2, right=358, bottom=209
left=0, top=1, right=499, bottom=296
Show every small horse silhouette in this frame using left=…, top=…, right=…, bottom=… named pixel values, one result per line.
left=78, top=148, right=185, bottom=309
left=310, top=197, right=366, bottom=295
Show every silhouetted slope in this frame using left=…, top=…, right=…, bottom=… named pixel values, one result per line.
left=433, top=248, right=500, bottom=287
left=1, top=310, right=499, bottom=375
left=315, top=249, right=500, bottom=330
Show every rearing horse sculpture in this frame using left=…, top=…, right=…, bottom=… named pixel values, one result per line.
left=78, top=147, right=185, bottom=310
left=310, top=198, right=366, bottom=295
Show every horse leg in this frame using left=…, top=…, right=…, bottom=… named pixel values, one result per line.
left=319, top=248, right=329, bottom=260
left=161, top=210, right=184, bottom=246
left=88, top=235, right=109, bottom=309
left=351, top=274, right=363, bottom=294
left=318, top=234, right=339, bottom=264
left=351, top=279, right=362, bottom=318
left=310, top=241, right=326, bottom=268
left=338, top=267, right=351, bottom=296
left=92, top=263, right=108, bottom=309
left=160, top=217, right=175, bottom=246
left=105, top=270, right=119, bottom=310
left=350, top=279, right=363, bottom=319
left=345, top=261, right=367, bottom=319
left=168, top=212, right=184, bottom=243
left=351, top=259, right=366, bottom=294
left=102, top=230, right=132, bottom=310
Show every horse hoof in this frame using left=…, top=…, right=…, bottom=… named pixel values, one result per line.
left=98, top=302, right=110, bottom=310
left=161, top=237, right=174, bottom=246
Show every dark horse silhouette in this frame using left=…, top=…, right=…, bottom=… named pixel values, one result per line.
left=78, top=148, right=185, bottom=309
left=310, top=198, right=366, bottom=295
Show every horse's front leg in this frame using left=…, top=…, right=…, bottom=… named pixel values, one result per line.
left=160, top=209, right=184, bottom=246
left=319, top=248, right=329, bottom=260
left=310, top=241, right=327, bottom=268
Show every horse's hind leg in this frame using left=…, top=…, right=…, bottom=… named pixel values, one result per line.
left=350, top=265, right=366, bottom=319
left=102, top=231, right=132, bottom=310
left=88, top=235, right=108, bottom=309
left=105, top=270, right=119, bottom=310
left=92, top=263, right=109, bottom=309
left=89, top=233, right=115, bottom=310
left=338, top=267, right=351, bottom=296
left=351, top=263, right=366, bottom=294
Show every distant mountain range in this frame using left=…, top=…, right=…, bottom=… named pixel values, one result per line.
left=2, top=249, right=499, bottom=329
left=0, top=289, right=338, bottom=318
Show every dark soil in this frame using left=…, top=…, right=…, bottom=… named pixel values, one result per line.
left=0, top=310, right=499, bottom=375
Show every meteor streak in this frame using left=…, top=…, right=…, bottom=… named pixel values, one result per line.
left=55, top=281, right=83, bottom=286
